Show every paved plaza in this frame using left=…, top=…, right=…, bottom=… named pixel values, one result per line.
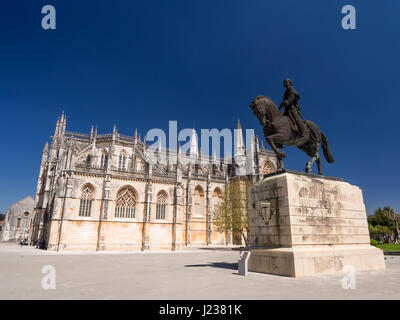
left=0, top=242, right=399, bottom=300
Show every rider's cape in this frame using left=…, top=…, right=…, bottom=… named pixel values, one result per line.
left=283, top=87, right=300, bottom=109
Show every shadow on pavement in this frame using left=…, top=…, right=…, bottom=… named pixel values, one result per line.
left=185, top=262, right=238, bottom=270
left=195, top=247, right=245, bottom=251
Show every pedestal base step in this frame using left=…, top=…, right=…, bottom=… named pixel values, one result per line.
left=248, top=245, right=385, bottom=277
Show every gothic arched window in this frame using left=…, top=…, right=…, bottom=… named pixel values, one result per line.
left=212, top=188, right=223, bottom=209
left=193, top=186, right=205, bottom=216
left=79, top=185, right=94, bottom=217
left=115, top=186, right=136, bottom=218
left=118, top=154, right=126, bottom=171
left=156, top=191, right=167, bottom=220
left=261, top=160, right=275, bottom=175
left=101, top=153, right=108, bottom=168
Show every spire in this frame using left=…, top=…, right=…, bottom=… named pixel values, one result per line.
left=251, top=133, right=256, bottom=153
left=246, top=133, right=256, bottom=174
left=52, top=116, right=60, bottom=144
left=60, top=111, right=66, bottom=134
left=43, top=141, right=49, bottom=153
left=234, top=119, right=246, bottom=176
left=255, top=135, right=260, bottom=152
left=190, top=128, right=198, bottom=159
left=157, top=139, right=163, bottom=163
left=234, top=118, right=245, bottom=157
left=131, top=129, right=137, bottom=169
left=176, top=142, right=182, bottom=181
left=41, top=142, right=49, bottom=165
left=112, top=124, right=117, bottom=141
left=133, top=129, right=138, bottom=147
left=92, top=126, right=97, bottom=154
left=90, top=125, right=94, bottom=140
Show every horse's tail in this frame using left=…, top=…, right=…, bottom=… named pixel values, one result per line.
left=321, top=132, right=334, bottom=163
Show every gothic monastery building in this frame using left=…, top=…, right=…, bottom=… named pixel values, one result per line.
left=30, top=113, right=277, bottom=251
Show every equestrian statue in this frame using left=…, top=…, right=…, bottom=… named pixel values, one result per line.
left=249, top=78, right=334, bottom=175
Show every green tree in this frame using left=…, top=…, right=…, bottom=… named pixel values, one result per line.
left=212, top=178, right=250, bottom=245
left=368, top=206, right=399, bottom=243
left=368, top=207, right=394, bottom=229
left=368, top=223, right=391, bottom=242
left=381, top=207, right=400, bottom=243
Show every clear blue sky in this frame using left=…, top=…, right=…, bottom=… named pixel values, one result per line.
left=0, top=0, right=399, bottom=214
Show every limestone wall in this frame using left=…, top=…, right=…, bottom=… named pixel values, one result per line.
left=0, top=196, right=35, bottom=242
left=46, top=175, right=227, bottom=251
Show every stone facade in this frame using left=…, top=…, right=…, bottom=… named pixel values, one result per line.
left=30, top=113, right=278, bottom=251
left=0, top=196, right=35, bottom=242
left=247, top=170, right=385, bottom=277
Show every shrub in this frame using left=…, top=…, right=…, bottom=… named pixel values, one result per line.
left=370, top=239, right=378, bottom=247
left=369, top=223, right=392, bottom=243
left=368, top=207, right=395, bottom=230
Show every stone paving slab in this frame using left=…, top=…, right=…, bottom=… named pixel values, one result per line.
left=0, top=243, right=399, bottom=300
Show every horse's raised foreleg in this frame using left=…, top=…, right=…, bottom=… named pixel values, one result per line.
left=266, top=135, right=286, bottom=160
left=305, top=151, right=320, bottom=173
left=265, top=135, right=286, bottom=170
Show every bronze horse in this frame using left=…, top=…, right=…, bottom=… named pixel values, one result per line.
left=249, top=95, right=334, bottom=175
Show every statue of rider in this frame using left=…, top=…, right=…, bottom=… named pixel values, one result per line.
left=279, top=78, right=307, bottom=137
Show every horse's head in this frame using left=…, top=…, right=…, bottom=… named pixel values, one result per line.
left=249, top=95, right=280, bottom=126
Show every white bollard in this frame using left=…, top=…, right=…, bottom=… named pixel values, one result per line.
left=238, top=251, right=251, bottom=276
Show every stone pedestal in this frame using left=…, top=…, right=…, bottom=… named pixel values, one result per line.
left=248, top=170, right=385, bottom=277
